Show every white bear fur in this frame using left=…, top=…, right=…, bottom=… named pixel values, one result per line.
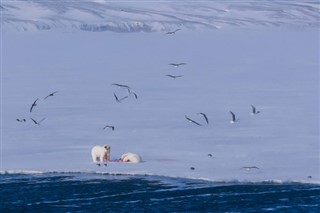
left=121, top=152, right=142, bottom=163
left=91, top=145, right=110, bottom=163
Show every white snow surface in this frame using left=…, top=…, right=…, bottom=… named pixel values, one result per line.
left=1, top=0, right=319, bottom=183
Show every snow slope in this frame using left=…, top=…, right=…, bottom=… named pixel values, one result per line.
left=1, top=0, right=319, bottom=183
left=1, top=0, right=319, bottom=32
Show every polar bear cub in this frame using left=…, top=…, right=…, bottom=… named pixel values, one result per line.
left=91, top=145, right=110, bottom=163
left=121, top=152, right=142, bottom=163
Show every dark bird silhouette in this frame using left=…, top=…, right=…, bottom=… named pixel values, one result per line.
left=185, top=115, right=202, bottom=126
left=230, top=111, right=239, bottom=123
left=113, top=93, right=128, bottom=103
left=16, top=119, right=26, bottom=123
left=103, top=125, right=115, bottom=131
left=97, top=163, right=107, bottom=167
left=166, top=74, right=183, bottom=79
left=30, top=98, right=39, bottom=113
left=251, top=105, right=260, bottom=115
left=208, top=154, right=213, bottom=158
left=112, top=83, right=130, bottom=89
left=44, top=91, right=58, bottom=100
left=190, top=167, right=195, bottom=170
left=165, top=29, right=181, bottom=35
left=30, top=117, right=46, bottom=125
left=198, top=113, right=209, bottom=124
left=169, top=62, right=186, bottom=67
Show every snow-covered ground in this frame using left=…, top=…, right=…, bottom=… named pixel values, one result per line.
left=1, top=0, right=319, bottom=183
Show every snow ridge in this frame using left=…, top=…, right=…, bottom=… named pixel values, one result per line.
left=1, top=0, right=319, bottom=32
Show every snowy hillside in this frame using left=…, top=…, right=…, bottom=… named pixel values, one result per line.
left=1, top=0, right=319, bottom=32
left=1, top=0, right=319, bottom=183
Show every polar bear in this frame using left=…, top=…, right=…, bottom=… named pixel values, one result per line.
left=91, top=145, right=110, bottom=163
left=120, top=152, right=142, bottom=163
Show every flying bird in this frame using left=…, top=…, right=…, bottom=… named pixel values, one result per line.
left=208, top=154, right=213, bottom=158
left=113, top=93, right=128, bottom=103
left=30, top=117, right=46, bottom=125
left=198, top=113, right=209, bottom=124
left=30, top=98, right=39, bottom=113
left=166, top=74, right=183, bottom=79
left=241, top=166, right=260, bottom=171
left=103, top=125, right=115, bottom=131
left=185, top=115, right=202, bottom=126
left=169, top=63, right=187, bottom=67
left=44, top=91, right=58, bottom=100
left=16, top=119, right=26, bottom=123
left=229, top=111, right=239, bottom=123
left=250, top=105, right=260, bottom=115
left=165, top=29, right=181, bottom=35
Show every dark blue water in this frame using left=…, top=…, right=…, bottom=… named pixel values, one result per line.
left=1, top=173, right=319, bottom=212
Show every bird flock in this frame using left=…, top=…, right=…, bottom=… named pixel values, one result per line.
left=16, top=27, right=262, bottom=172
left=16, top=91, right=58, bottom=125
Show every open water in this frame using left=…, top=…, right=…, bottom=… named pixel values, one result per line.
left=1, top=173, right=319, bottom=212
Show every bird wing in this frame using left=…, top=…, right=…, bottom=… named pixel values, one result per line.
left=113, top=93, right=119, bottom=102
left=30, top=118, right=38, bottom=124
left=132, top=93, right=138, bottom=99
left=38, top=118, right=46, bottom=124
left=251, top=105, right=256, bottom=112
left=185, top=116, right=202, bottom=126
left=30, top=104, right=35, bottom=112
left=119, top=95, right=129, bottom=102
left=113, top=83, right=130, bottom=89
left=44, top=91, right=58, bottom=99
left=30, top=98, right=39, bottom=112
left=200, top=113, right=209, bottom=124
left=230, top=111, right=235, bottom=121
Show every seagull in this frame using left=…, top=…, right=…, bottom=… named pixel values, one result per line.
left=30, top=98, right=39, bottom=113
left=185, top=115, right=202, bottom=126
left=198, top=113, right=209, bottom=124
left=30, top=117, right=46, bottom=125
left=44, top=91, right=58, bottom=100
left=169, top=63, right=187, bottom=67
left=166, top=74, right=183, bottom=79
left=113, top=93, right=128, bottom=103
left=241, top=166, right=260, bottom=171
left=230, top=111, right=239, bottom=123
left=165, top=29, right=181, bottom=35
left=250, top=105, right=260, bottom=115
left=103, top=125, right=115, bottom=131
left=112, top=83, right=130, bottom=89
left=16, top=119, right=26, bottom=123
